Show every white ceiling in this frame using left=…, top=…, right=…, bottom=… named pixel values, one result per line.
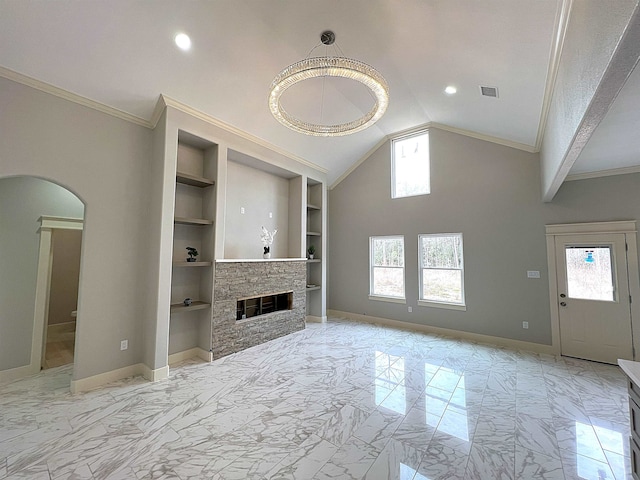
left=2, top=0, right=627, bottom=185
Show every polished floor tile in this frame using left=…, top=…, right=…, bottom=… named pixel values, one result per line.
left=0, top=317, right=631, bottom=479
left=43, top=322, right=75, bottom=369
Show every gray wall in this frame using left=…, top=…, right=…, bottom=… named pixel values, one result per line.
left=224, top=160, right=290, bottom=259
left=0, top=76, right=153, bottom=380
left=0, top=177, right=84, bottom=369
left=329, top=127, right=640, bottom=346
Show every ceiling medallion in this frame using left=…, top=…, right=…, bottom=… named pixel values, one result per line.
left=269, top=31, right=389, bottom=137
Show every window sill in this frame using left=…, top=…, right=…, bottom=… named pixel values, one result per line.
left=369, top=295, right=406, bottom=305
left=418, top=300, right=466, bottom=311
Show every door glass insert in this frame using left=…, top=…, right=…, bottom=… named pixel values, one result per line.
left=565, top=246, right=614, bottom=301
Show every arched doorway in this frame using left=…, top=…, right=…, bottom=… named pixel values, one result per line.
left=0, top=176, right=85, bottom=383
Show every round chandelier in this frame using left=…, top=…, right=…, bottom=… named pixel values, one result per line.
left=269, top=31, right=389, bottom=137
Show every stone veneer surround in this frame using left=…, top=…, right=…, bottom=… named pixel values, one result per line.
left=212, top=259, right=306, bottom=359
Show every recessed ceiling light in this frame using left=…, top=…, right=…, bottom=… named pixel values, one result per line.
left=444, top=86, right=457, bottom=95
left=175, top=33, right=191, bottom=51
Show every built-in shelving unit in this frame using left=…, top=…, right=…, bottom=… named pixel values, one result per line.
left=306, top=180, right=325, bottom=320
left=150, top=99, right=329, bottom=377
left=169, top=135, right=218, bottom=361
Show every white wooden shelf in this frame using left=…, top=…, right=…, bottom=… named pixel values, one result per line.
left=173, top=261, right=213, bottom=267
left=307, top=259, right=321, bottom=263
left=307, top=203, right=321, bottom=211
left=306, top=231, right=321, bottom=236
left=306, top=286, right=321, bottom=292
left=176, top=172, right=215, bottom=188
left=170, top=301, right=211, bottom=314
left=174, top=216, right=214, bottom=226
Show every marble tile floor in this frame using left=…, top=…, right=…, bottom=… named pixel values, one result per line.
left=43, top=322, right=76, bottom=369
left=0, top=317, right=631, bottom=479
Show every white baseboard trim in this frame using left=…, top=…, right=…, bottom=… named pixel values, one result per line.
left=0, top=363, right=40, bottom=385
left=328, top=310, right=557, bottom=356
left=168, top=347, right=211, bottom=365
left=141, top=363, right=169, bottom=382
left=306, top=315, right=327, bottom=323
left=70, top=362, right=171, bottom=393
left=70, top=364, right=145, bottom=394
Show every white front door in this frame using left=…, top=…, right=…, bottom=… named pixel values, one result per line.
left=555, top=233, right=633, bottom=364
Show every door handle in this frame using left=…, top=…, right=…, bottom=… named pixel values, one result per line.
left=560, top=294, right=566, bottom=298
left=560, top=302, right=567, bottom=307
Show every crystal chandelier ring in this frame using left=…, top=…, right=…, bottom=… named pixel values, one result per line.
left=269, top=32, right=389, bottom=137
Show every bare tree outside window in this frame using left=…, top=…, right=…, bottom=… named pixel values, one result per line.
left=419, top=234, right=464, bottom=305
left=370, top=236, right=405, bottom=298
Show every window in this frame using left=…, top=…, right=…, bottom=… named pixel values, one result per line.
left=419, top=233, right=465, bottom=309
left=392, top=131, right=430, bottom=198
left=370, top=236, right=405, bottom=301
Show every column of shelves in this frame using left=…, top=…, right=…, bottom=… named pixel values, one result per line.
left=169, top=138, right=217, bottom=358
left=306, top=182, right=323, bottom=316
left=171, top=167, right=215, bottom=313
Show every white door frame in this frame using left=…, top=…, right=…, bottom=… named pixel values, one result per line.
left=31, top=216, right=83, bottom=374
left=546, top=221, right=640, bottom=360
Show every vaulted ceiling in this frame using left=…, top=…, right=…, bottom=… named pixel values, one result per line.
left=0, top=1, right=637, bottom=186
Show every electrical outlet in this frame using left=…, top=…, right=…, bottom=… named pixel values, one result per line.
left=522, top=322, right=529, bottom=329
left=408, top=306, right=412, bottom=313
left=527, top=271, right=540, bottom=278
left=269, top=212, right=273, bottom=218
left=120, top=340, right=128, bottom=351
left=240, top=207, right=245, bottom=214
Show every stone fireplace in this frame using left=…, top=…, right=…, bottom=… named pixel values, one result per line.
left=212, top=259, right=306, bottom=359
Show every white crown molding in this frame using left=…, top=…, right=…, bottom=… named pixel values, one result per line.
left=159, top=95, right=328, bottom=175
left=535, top=0, right=573, bottom=151
left=430, top=123, right=537, bottom=153
left=565, top=165, right=640, bottom=181
left=0, top=66, right=151, bottom=128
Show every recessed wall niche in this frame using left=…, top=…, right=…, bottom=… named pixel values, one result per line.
left=224, top=149, right=302, bottom=259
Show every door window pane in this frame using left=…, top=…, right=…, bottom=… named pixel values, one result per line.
left=565, top=246, right=614, bottom=301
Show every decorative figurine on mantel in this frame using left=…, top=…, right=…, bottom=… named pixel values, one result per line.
left=186, top=246, right=199, bottom=262
left=261, top=226, right=278, bottom=259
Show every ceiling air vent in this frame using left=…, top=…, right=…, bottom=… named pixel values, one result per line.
left=480, top=86, right=499, bottom=98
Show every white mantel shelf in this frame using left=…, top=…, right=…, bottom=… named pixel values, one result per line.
left=215, top=258, right=307, bottom=263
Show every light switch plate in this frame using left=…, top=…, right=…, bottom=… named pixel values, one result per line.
left=120, top=340, right=128, bottom=351
left=527, top=271, right=540, bottom=278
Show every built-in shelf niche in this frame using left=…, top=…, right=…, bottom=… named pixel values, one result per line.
left=169, top=130, right=217, bottom=358
left=224, top=148, right=304, bottom=260
left=306, top=179, right=324, bottom=319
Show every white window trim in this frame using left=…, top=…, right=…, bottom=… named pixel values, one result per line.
left=370, top=235, right=406, bottom=300
left=369, top=295, right=407, bottom=304
left=418, top=233, right=466, bottom=308
left=417, top=300, right=467, bottom=311
left=391, top=130, right=430, bottom=199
